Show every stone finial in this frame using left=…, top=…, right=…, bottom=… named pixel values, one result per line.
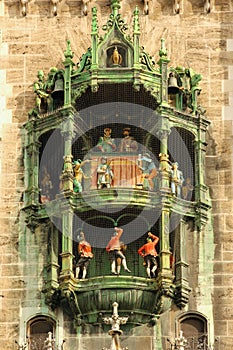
left=44, top=331, right=55, bottom=350
left=64, top=40, right=74, bottom=60
left=102, top=302, right=129, bottom=350
left=175, top=330, right=188, bottom=350
left=111, top=0, right=120, bottom=18
left=91, top=6, right=98, bottom=34
left=133, top=6, right=140, bottom=34
left=167, top=330, right=188, bottom=350
left=159, top=38, right=168, bottom=58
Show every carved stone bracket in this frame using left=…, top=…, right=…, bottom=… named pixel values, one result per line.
left=81, top=0, right=91, bottom=15
left=15, top=340, right=29, bottom=350
left=50, top=0, right=62, bottom=16
left=174, top=281, right=192, bottom=308
left=20, top=0, right=29, bottom=16
left=173, top=0, right=181, bottom=14
left=204, top=0, right=211, bottom=14
left=142, top=0, right=149, bottom=15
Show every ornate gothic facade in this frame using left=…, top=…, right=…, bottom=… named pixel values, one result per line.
left=0, top=1, right=233, bottom=350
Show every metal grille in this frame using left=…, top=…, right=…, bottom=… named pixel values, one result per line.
left=29, top=334, right=48, bottom=350
left=185, top=334, right=209, bottom=349
left=167, top=334, right=210, bottom=350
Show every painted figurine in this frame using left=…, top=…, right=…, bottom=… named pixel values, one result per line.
left=119, top=127, right=138, bottom=153
left=96, top=157, right=114, bottom=189
left=75, top=231, right=93, bottom=279
left=171, top=162, right=184, bottom=197
left=138, top=232, right=159, bottom=278
left=73, top=159, right=90, bottom=193
left=137, top=153, right=158, bottom=191
left=96, top=128, right=116, bottom=153
left=33, top=70, right=50, bottom=112
left=106, top=227, right=131, bottom=275
left=182, top=177, right=193, bottom=200
left=40, top=166, right=53, bottom=203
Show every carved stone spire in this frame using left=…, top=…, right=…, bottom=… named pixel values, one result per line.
left=111, top=0, right=121, bottom=18
left=159, top=38, right=168, bottom=58
left=64, top=40, right=74, bottom=61
left=102, top=302, right=129, bottom=350
left=133, top=6, right=140, bottom=34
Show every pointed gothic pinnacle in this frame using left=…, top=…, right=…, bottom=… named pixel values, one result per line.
left=159, top=38, right=168, bottom=58
left=91, top=6, right=98, bottom=34
left=64, top=40, right=74, bottom=59
left=111, top=0, right=120, bottom=18
left=133, top=6, right=140, bottom=34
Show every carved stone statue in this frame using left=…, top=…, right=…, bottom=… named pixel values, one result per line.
left=33, top=70, right=49, bottom=113
left=44, top=67, right=58, bottom=94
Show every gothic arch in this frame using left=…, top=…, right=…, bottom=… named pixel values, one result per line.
left=176, top=311, right=209, bottom=347
left=27, top=315, right=56, bottom=350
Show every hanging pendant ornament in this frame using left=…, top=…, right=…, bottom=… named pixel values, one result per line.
left=204, top=0, right=211, bottom=14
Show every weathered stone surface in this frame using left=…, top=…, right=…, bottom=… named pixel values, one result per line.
left=213, top=320, right=228, bottom=336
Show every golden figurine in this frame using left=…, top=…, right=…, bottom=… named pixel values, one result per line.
left=111, top=46, right=122, bottom=66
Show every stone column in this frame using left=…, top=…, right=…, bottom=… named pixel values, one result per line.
left=60, top=207, right=74, bottom=278
left=24, top=122, right=41, bottom=207
left=174, top=219, right=191, bottom=307
left=156, top=117, right=173, bottom=282
left=194, top=114, right=211, bottom=228
left=156, top=116, right=171, bottom=192
left=46, top=224, right=59, bottom=291
left=159, top=204, right=171, bottom=274
left=60, top=108, right=75, bottom=194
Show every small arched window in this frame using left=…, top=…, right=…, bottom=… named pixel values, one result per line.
left=177, top=312, right=209, bottom=349
left=27, top=316, right=56, bottom=350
